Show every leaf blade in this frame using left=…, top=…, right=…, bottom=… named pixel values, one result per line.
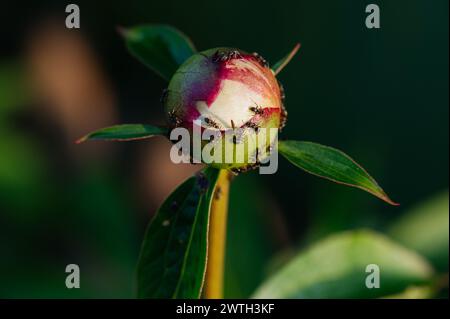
left=76, top=124, right=168, bottom=143
left=388, top=191, right=449, bottom=271
left=121, top=24, right=196, bottom=81
left=252, top=230, right=434, bottom=298
left=137, top=167, right=220, bottom=299
left=278, top=140, right=398, bottom=205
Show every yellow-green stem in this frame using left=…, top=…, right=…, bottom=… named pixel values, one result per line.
left=204, top=169, right=231, bottom=299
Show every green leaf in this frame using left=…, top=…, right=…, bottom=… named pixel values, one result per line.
left=252, top=230, right=434, bottom=298
left=272, top=43, right=300, bottom=75
left=278, top=140, right=398, bottom=205
left=0, top=63, right=28, bottom=119
left=76, top=124, right=167, bottom=143
left=121, top=24, right=197, bottom=81
left=388, top=191, right=449, bottom=271
left=137, top=167, right=220, bottom=298
left=382, top=285, right=434, bottom=299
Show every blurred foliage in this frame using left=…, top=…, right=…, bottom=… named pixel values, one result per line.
left=383, top=285, right=434, bottom=299
left=0, top=62, right=47, bottom=216
left=252, top=191, right=449, bottom=299
left=0, top=63, right=27, bottom=120
left=253, top=230, right=434, bottom=298
left=0, top=64, right=138, bottom=297
left=0, top=133, right=47, bottom=215
left=389, top=191, right=449, bottom=272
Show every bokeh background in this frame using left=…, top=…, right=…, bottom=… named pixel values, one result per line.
left=0, top=0, right=448, bottom=298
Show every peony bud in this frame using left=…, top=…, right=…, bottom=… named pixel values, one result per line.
left=164, top=48, right=286, bottom=173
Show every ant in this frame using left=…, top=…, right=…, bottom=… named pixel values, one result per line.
left=243, top=121, right=259, bottom=131
left=196, top=171, right=209, bottom=194
left=160, top=88, right=169, bottom=104
left=278, top=81, right=286, bottom=101
left=252, top=52, right=269, bottom=68
left=167, top=110, right=182, bottom=128
left=204, top=117, right=220, bottom=129
left=212, top=50, right=242, bottom=63
left=249, top=104, right=264, bottom=115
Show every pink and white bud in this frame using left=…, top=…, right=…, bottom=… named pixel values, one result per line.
left=164, top=48, right=286, bottom=172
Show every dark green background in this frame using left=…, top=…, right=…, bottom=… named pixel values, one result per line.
left=0, top=0, right=448, bottom=297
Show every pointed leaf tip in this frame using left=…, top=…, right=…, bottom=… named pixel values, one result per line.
left=278, top=140, right=398, bottom=206
left=75, top=136, right=88, bottom=144
left=76, top=124, right=168, bottom=143
left=272, top=43, right=301, bottom=75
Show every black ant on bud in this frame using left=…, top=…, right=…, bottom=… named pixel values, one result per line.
left=249, top=105, right=264, bottom=115
left=167, top=110, right=182, bottom=128
left=278, top=81, right=286, bottom=101
left=204, top=117, right=220, bottom=129
left=243, top=121, right=259, bottom=132
left=212, top=50, right=242, bottom=63
left=230, top=163, right=259, bottom=174
left=279, top=104, right=288, bottom=131
left=252, top=52, right=269, bottom=68
left=160, top=88, right=169, bottom=104
left=195, top=172, right=209, bottom=194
